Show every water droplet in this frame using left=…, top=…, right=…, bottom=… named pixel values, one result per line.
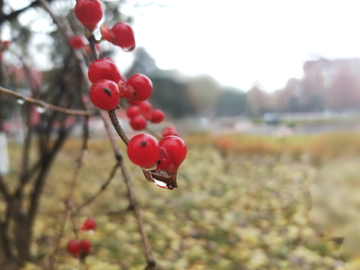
left=123, top=46, right=135, bottom=52
left=153, top=179, right=168, bottom=189
left=36, top=106, right=46, bottom=114
left=16, top=99, right=25, bottom=105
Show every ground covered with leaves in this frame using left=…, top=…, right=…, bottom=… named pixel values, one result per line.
left=6, top=132, right=360, bottom=269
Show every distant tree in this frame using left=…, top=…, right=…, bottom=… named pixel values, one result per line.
left=215, top=88, right=247, bottom=117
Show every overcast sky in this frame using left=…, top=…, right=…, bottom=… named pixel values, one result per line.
left=6, top=0, right=360, bottom=92
left=121, top=0, right=360, bottom=92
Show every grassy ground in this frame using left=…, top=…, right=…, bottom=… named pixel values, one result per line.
left=5, top=132, right=360, bottom=269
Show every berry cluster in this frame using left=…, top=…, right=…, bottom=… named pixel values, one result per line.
left=66, top=218, right=97, bottom=258
left=127, top=131, right=187, bottom=189
left=67, top=239, right=92, bottom=258
left=74, top=1, right=188, bottom=188
left=126, top=100, right=165, bottom=131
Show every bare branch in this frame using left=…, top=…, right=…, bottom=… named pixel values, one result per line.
left=0, top=86, right=93, bottom=116
left=76, top=162, right=120, bottom=214
left=108, top=109, right=130, bottom=145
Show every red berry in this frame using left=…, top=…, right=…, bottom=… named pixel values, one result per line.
left=127, top=134, right=160, bottom=168
left=157, top=136, right=187, bottom=172
left=2, top=41, right=10, bottom=48
left=126, top=106, right=140, bottom=119
left=88, top=58, right=121, bottom=84
left=75, top=0, right=103, bottom=32
left=137, top=100, right=152, bottom=114
left=67, top=239, right=80, bottom=257
left=89, top=79, right=120, bottom=111
left=69, top=35, right=87, bottom=49
left=80, top=239, right=92, bottom=254
left=162, top=126, right=179, bottom=137
left=81, top=217, right=97, bottom=230
left=151, top=109, right=164, bottom=123
left=130, top=115, right=147, bottom=131
left=124, top=74, right=152, bottom=101
left=104, top=22, right=135, bottom=52
left=128, top=100, right=142, bottom=106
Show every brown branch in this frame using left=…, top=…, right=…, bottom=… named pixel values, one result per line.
left=118, top=161, right=156, bottom=269
left=0, top=86, right=93, bottom=116
left=108, top=109, right=130, bottom=145
left=76, top=162, right=120, bottom=214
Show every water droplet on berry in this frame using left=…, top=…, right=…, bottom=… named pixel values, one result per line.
left=36, top=106, right=46, bottom=114
left=16, top=99, right=25, bottom=105
left=153, top=179, right=168, bottom=189
left=123, top=46, right=135, bottom=52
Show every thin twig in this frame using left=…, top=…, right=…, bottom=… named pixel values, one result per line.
left=76, top=162, right=120, bottom=214
left=108, top=109, right=130, bottom=145
left=119, top=161, right=156, bottom=269
left=0, top=86, right=93, bottom=116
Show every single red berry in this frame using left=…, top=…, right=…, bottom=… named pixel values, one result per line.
left=80, top=239, right=93, bottom=254
left=128, top=100, right=142, bottom=106
left=69, top=35, right=87, bottom=49
left=127, top=134, right=160, bottom=168
left=126, top=106, right=140, bottom=119
left=151, top=109, right=165, bottom=123
left=67, top=239, right=80, bottom=257
left=137, top=100, right=152, bottom=113
left=137, top=100, right=152, bottom=120
left=124, top=74, right=152, bottom=101
left=157, top=136, right=187, bottom=172
left=162, top=126, right=179, bottom=137
left=130, top=115, right=147, bottom=131
left=88, top=58, right=121, bottom=84
left=81, top=217, right=97, bottom=230
left=111, top=22, right=135, bottom=51
left=2, top=40, right=10, bottom=48
left=89, top=79, right=120, bottom=111
left=75, top=0, right=103, bottom=32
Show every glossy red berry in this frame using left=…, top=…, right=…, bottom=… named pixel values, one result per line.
left=81, top=217, right=97, bottom=230
left=151, top=109, right=165, bottom=123
left=69, top=35, right=87, bottom=49
left=124, top=74, right=152, bottom=101
left=101, top=23, right=135, bottom=51
left=130, top=115, right=147, bottom=131
left=80, top=239, right=92, bottom=254
left=162, top=126, right=179, bottom=137
left=126, top=106, right=140, bottom=119
left=127, top=134, right=160, bottom=168
left=67, top=239, right=80, bottom=257
left=88, top=58, right=121, bottom=84
left=75, top=0, right=103, bottom=32
left=89, top=79, right=120, bottom=111
left=157, top=136, right=187, bottom=172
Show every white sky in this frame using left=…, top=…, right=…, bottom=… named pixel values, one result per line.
left=6, top=0, right=360, bottom=92
left=121, top=0, right=360, bottom=92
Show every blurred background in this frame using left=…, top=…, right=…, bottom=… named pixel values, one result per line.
left=1, top=0, right=360, bottom=269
